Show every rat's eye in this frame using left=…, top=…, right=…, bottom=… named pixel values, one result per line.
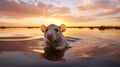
left=54, top=28, right=58, bottom=32
left=46, top=29, right=48, bottom=32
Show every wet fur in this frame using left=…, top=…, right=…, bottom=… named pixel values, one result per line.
left=42, top=24, right=69, bottom=50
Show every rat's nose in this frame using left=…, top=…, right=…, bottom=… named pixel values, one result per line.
left=47, top=34, right=53, bottom=40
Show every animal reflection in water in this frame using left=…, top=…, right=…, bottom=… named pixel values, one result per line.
left=40, top=47, right=68, bottom=62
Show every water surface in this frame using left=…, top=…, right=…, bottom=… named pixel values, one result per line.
left=0, top=28, right=120, bottom=67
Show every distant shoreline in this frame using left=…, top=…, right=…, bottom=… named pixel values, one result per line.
left=0, top=26, right=120, bottom=29
left=67, top=26, right=120, bottom=30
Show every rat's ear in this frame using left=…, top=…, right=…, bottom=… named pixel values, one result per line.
left=41, top=25, right=46, bottom=33
left=59, top=24, right=66, bottom=32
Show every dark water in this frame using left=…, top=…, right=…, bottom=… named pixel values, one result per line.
left=0, top=28, right=120, bottom=67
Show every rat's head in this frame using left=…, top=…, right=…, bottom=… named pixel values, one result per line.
left=41, top=24, right=66, bottom=41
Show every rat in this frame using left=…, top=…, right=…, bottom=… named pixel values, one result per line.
left=41, top=24, right=69, bottom=50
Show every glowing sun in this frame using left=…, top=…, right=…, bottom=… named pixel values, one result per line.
left=55, top=22, right=62, bottom=26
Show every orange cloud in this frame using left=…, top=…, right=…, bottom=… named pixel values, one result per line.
left=52, top=15, right=97, bottom=23
left=110, top=16, right=120, bottom=21
left=0, top=0, right=120, bottom=25
left=77, top=0, right=120, bottom=18
left=0, top=0, right=44, bottom=18
left=77, top=0, right=112, bottom=11
left=95, top=4, right=120, bottom=16
left=0, top=0, right=71, bottom=19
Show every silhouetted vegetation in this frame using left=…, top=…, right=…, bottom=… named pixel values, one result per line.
left=0, top=26, right=40, bottom=28
left=0, top=26, right=120, bottom=30
left=67, top=26, right=120, bottom=30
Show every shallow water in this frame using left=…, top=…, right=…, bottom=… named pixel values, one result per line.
left=0, top=28, right=120, bottom=67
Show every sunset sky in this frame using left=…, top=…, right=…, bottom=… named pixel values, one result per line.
left=0, top=0, right=120, bottom=26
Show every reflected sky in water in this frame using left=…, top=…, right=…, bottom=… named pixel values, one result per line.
left=0, top=28, right=120, bottom=67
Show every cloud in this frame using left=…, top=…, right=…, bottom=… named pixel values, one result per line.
left=112, top=0, right=120, bottom=2
left=0, top=0, right=89, bottom=23
left=50, top=7, right=71, bottom=14
left=0, top=0, right=120, bottom=24
left=77, top=0, right=120, bottom=16
left=83, top=0, right=93, bottom=4
left=0, top=0, right=44, bottom=18
left=95, top=9, right=120, bottom=16
left=110, top=16, right=120, bottom=21
left=0, top=0, right=71, bottom=19
left=95, top=4, right=120, bottom=16
left=77, top=0, right=112, bottom=11
left=53, top=15, right=97, bottom=22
